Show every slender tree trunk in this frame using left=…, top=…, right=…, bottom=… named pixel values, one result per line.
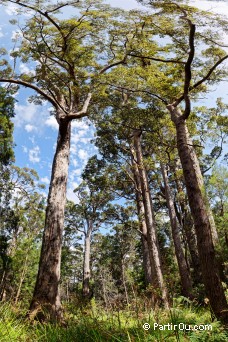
left=15, top=253, right=29, bottom=305
left=140, top=222, right=153, bottom=286
left=121, top=259, right=129, bottom=306
left=160, top=162, right=193, bottom=299
left=0, top=270, right=6, bottom=301
left=100, top=272, right=108, bottom=309
left=173, top=166, right=202, bottom=284
left=82, top=221, right=92, bottom=298
left=183, top=211, right=202, bottom=285
left=133, top=130, right=169, bottom=309
left=29, top=118, right=71, bottom=321
left=169, top=106, right=228, bottom=322
left=131, top=154, right=153, bottom=285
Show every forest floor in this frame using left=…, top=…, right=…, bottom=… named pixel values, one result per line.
left=0, top=299, right=227, bottom=342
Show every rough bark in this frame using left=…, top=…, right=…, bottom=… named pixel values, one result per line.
left=133, top=130, right=169, bottom=309
left=82, top=221, right=92, bottom=298
left=160, top=162, right=193, bottom=299
left=29, top=118, right=71, bottom=321
left=173, top=167, right=202, bottom=285
left=131, top=154, right=153, bottom=285
left=140, top=220, right=153, bottom=286
left=169, top=105, right=228, bottom=322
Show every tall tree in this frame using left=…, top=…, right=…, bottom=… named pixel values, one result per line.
left=0, top=86, right=15, bottom=223
left=114, top=0, right=228, bottom=321
left=0, top=166, right=45, bottom=302
left=72, top=156, right=115, bottom=298
left=0, top=0, right=132, bottom=320
left=93, top=93, right=170, bottom=307
left=160, top=162, right=193, bottom=299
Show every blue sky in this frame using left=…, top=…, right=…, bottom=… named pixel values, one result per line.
left=0, top=0, right=227, bottom=202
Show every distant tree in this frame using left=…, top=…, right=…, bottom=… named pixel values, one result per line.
left=0, top=166, right=45, bottom=303
left=0, top=86, right=15, bottom=225
left=70, top=156, right=115, bottom=298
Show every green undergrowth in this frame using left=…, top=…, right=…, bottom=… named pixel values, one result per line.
left=0, top=299, right=227, bottom=342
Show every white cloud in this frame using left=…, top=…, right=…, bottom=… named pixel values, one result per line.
left=67, top=187, right=79, bottom=203
left=0, top=28, right=4, bottom=38
left=25, top=124, right=37, bottom=132
left=67, top=180, right=81, bottom=203
left=4, top=2, right=33, bottom=17
left=105, top=0, right=142, bottom=10
left=41, top=176, right=50, bottom=185
left=81, top=137, right=91, bottom=144
left=13, top=97, right=53, bottom=135
left=53, top=142, right=57, bottom=151
left=70, top=144, right=77, bottom=155
left=71, top=132, right=86, bottom=144
left=11, top=30, right=22, bottom=40
left=71, top=120, right=89, bottom=130
left=29, top=136, right=35, bottom=144
left=190, top=0, right=228, bottom=16
left=19, top=63, right=35, bottom=75
left=74, top=168, right=83, bottom=176
left=14, top=102, right=38, bottom=127
left=22, top=146, right=28, bottom=153
left=72, top=159, right=78, bottom=167
left=45, top=116, right=58, bottom=130
left=29, top=146, right=40, bottom=163
left=4, top=3, right=18, bottom=15
left=78, top=149, right=88, bottom=161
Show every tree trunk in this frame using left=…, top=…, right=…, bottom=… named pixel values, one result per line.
left=160, top=162, right=193, bottom=299
left=121, top=258, right=129, bottom=306
left=131, top=154, right=153, bottom=286
left=0, top=270, right=6, bottom=301
left=15, top=253, right=29, bottom=305
left=82, top=221, right=92, bottom=298
left=141, top=222, right=153, bottom=286
left=29, top=118, right=71, bottom=321
left=169, top=105, right=228, bottom=322
left=100, top=272, right=108, bottom=309
left=173, top=166, right=202, bottom=285
left=133, top=130, right=169, bottom=309
left=183, top=211, right=202, bottom=285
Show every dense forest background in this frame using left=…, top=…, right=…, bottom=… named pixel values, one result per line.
left=0, top=0, right=228, bottom=341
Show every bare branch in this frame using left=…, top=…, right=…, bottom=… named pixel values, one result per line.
left=45, top=1, right=80, bottom=14
left=128, top=53, right=185, bottom=64
left=198, top=33, right=228, bottom=49
left=68, top=92, right=92, bottom=119
left=0, top=78, right=57, bottom=108
left=182, top=16, right=196, bottom=119
left=190, top=55, right=228, bottom=92
left=173, top=54, right=228, bottom=107
left=98, top=82, right=168, bottom=105
left=7, top=0, right=63, bottom=36
left=99, top=57, right=127, bottom=74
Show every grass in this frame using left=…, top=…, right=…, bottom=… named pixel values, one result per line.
left=0, top=299, right=227, bottom=342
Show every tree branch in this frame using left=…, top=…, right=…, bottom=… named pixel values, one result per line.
left=0, top=78, right=57, bottom=108
left=128, top=53, right=185, bottom=64
left=173, top=54, right=228, bottom=107
left=98, top=81, right=168, bottom=105
left=99, top=57, right=127, bottom=74
left=182, top=22, right=195, bottom=119
left=68, top=92, right=92, bottom=119
left=45, top=1, right=80, bottom=14
left=190, top=55, right=228, bottom=92
left=6, top=0, right=63, bottom=36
